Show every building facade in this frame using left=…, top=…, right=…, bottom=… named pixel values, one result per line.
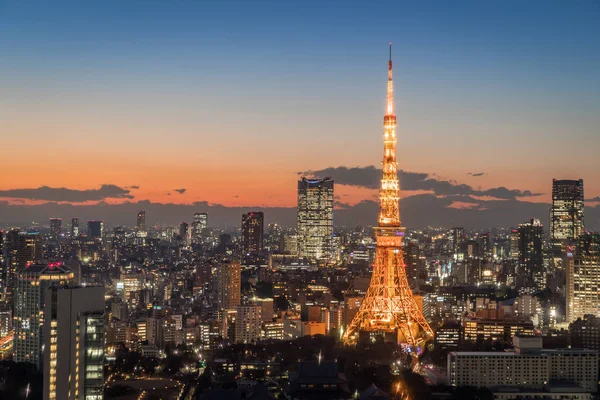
left=566, top=233, right=600, bottom=322
left=242, top=212, right=264, bottom=255
left=550, top=179, right=584, bottom=263
left=297, top=177, right=334, bottom=262
left=43, top=285, right=105, bottom=400
left=192, top=212, right=208, bottom=245
left=449, top=336, right=598, bottom=394
left=234, top=305, right=262, bottom=343
left=14, top=263, right=74, bottom=366
left=217, top=260, right=241, bottom=310
left=517, top=218, right=544, bottom=292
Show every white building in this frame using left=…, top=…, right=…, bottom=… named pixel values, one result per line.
left=448, top=335, right=598, bottom=396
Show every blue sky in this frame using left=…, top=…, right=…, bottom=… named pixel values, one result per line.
left=0, top=0, right=598, bottom=207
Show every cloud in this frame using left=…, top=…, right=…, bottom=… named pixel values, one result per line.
left=586, top=196, right=600, bottom=202
left=129, top=185, right=140, bottom=189
left=469, top=172, right=485, bottom=177
left=0, top=184, right=134, bottom=203
left=303, top=166, right=541, bottom=200
left=173, top=188, right=187, bottom=194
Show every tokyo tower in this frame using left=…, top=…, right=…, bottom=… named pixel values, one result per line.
left=342, top=45, right=434, bottom=347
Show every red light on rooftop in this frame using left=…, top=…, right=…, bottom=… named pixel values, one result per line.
left=48, top=262, right=62, bottom=269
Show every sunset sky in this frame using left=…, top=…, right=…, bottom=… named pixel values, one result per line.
left=1, top=0, right=599, bottom=210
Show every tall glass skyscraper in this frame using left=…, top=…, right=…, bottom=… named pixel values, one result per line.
left=242, top=211, right=264, bottom=255
left=550, top=179, right=584, bottom=247
left=297, top=177, right=334, bottom=262
left=550, top=179, right=584, bottom=269
left=566, top=233, right=600, bottom=322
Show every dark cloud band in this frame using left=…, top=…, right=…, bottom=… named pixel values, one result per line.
left=302, top=166, right=541, bottom=200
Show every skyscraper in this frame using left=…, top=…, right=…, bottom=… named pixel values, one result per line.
left=517, top=218, right=544, bottom=292
left=550, top=179, right=584, bottom=259
left=242, top=211, right=264, bottom=255
left=136, top=210, right=146, bottom=233
left=297, top=177, right=334, bottom=261
left=71, top=217, right=79, bottom=237
left=87, top=220, right=104, bottom=239
left=43, top=285, right=105, bottom=400
left=14, top=263, right=74, bottom=366
left=404, top=240, right=425, bottom=289
left=49, top=218, right=62, bottom=239
left=217, top=260, right=241, bottom=310
left=5, top=230, right=42, bottom=294
left=192, top=212, right=208, bottom=245
left=566, top=233, right=600, bottom=322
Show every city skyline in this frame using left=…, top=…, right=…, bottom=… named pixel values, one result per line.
left=0, top=1, right=599, bottom=228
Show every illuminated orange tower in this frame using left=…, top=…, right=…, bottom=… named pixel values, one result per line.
left=342, top=45, right=434, bottom=347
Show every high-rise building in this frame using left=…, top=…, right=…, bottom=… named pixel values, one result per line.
left=242, top=212, right=264, bottom=255
left=43, top=285, right=105, bottom=400
left=192, top=212, right=208, bottom=245
left=14, top=263, right=74, bottom=366
left=566, top=233, right=600, bottom=322
left=217, top=260, right=241, bottom=310
left=550, top=179, right=584, bottom=262
left=71, top=217, right=79, bottom=237
left=517, top=218, right=544, bottom=292
left=509, top=228, right=520, bottom=260
left=449, top=227, right=465, bottom=258
left=5, top=230, right=42, bottom=293
left=404, top=240, right=425, bottom=289
left=87, top=220, right=104, bottom=239
left=179, top=222, right=188, bottom=239
left=234, top=305, right=262, bottom=343
left=136, top=210, right=146, bottom=233
left=297, top=177, right=334, bottom=261
left=49, top=218, right=62, bottom=239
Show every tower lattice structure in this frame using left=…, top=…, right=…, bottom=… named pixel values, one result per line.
left=342, top=45, right=434, bottom=347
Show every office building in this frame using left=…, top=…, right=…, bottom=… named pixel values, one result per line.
left=509, top=228, right=519, bottom=260
left=5, top=230, right=42, bottom=292
left=297, top=177, right=334, bottom=261
left=242, top=211, right=264, bottom=255
left=234, top=305, right=262, bottom=343
left=217, top=260, right=241, bottom=309
left=434, top=321, right=461, bottom=351
left=71, top=217, right=79, bottom=237
left=566, top=233, right=600, bottom=322
left=43, top=285, right=104, bottom=400
left=0, top=309, right=12, bottom=337
left=49, top=218, right=62, bottom=239
left=86, top=221, right=104, bottom=239
left=192, top=212, right=208, bottom=245
left=462, top=305, right=536, bottom=344
left=550, top=179, right=584, bottom=261
left=14, top=263, right=74, bottom=366
left=449, top=335, right=598, bottom=395
left=450, top=227, right=465, bottom=258
left=404, top=240, right=425, bottom=288
left=136, top=210, right=146, bottom=233
left=570, top=314, right=600, bottom=350
left=517, top=218, right=544, bottom=291
left=179, top=221, right=188, bottom=239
